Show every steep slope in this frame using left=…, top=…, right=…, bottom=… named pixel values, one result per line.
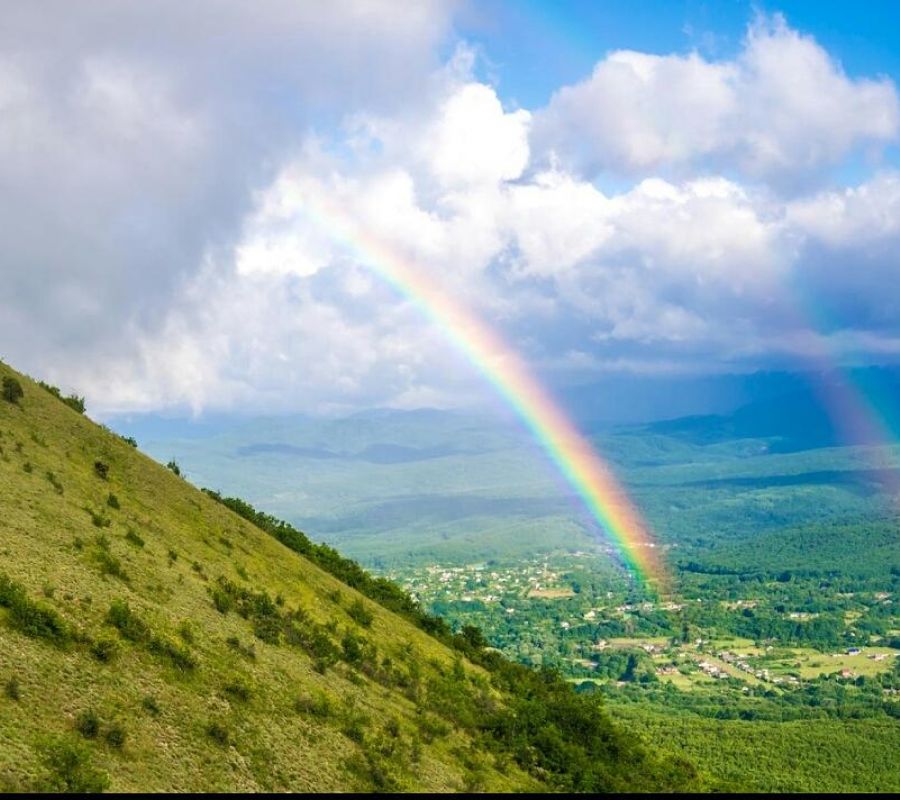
left=0, top=361, right=694, bottom=792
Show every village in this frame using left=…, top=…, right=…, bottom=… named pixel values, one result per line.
left=389, top=555, right=900, bottom=695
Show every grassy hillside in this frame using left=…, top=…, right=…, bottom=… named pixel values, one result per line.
left=0, top=362, right=693, bottom=793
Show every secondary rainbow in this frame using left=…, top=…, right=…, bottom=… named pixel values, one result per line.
left=297, top=191, right=667, bottom=588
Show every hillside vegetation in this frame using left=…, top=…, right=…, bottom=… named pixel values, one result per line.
left=0, top=362, right=695, bottom=792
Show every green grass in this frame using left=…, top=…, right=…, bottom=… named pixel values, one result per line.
left=0, top=361, right=695, bottom=794
left=0, top=362, right=545, bottom=793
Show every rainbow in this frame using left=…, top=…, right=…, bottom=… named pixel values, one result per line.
left=295, top=189, right=667, bottom=589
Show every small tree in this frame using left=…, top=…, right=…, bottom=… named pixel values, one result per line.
left=166, top=459, right=181, bottom=477
left=62, top=394, right=85, bottom=414
left=2, top=376, right=23, bottom=404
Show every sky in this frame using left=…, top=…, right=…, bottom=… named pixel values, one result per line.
left=1, top=1, right=899, bottom=419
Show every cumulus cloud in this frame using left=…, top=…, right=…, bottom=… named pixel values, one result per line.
left=533, top=14, right=899, bottom=184
left=2, top=7, right=900, bottom=415
left=0, top=0, right=454, bottom=395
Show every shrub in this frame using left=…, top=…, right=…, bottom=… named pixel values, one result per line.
left=4, top=676, right=20, bottom=701
left=91, top=637, right=119, bottom=663
left=222, top=676, right=252, bottom=703
left=37, top=736, right=109, bottom=793
left=22, top=461, right=32, bottom=473
left=87, top=508, right=110, bottom=528
left=294, top=693, right=332, bottom=718
left=62, top=394, right=85, bottom=414
left=124, top=528, right=144, bottom=548
left=45, top=471, right=64, bottom=494
left=75, top=709, right=100, bottom=740
left=178, top=620, right=195, bottom=644
left=2, top=376, right=23, bottom=404
left=120, top=435, right=138, bottom=448
left=341, top=630, right=364, bottom=664
left=206, top=720, right=230, bottom=746
left=225, top=636, right=256, bottom=660
left=141, top=695, right=161, bottom=717
left=106, top=493, right=120, bottom=510
left=166, top=459, right=181, bottom=477
left=148, top=635, right=197, bottom=672
left=0, top=573, right=71, bottom=647
left=167, top=548, right=178, bottom=564
left=211, top=586, right=234, bottom=614
left=341, top=710, right=369, bottom=744
left=37, top=380, right=61, bottom=398
left=93, top=461, right=109, bottom=480
left=96, top=549, right=129, bottom=583
left=348, top=598, right=374, bottom=628
left=104, top=723, right=127, bottom=749
left=38, top=382, right=84, bottom=413
left=105, top=599, right=150, bottom=642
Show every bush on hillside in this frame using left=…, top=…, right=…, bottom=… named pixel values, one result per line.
left=2, top=376, right=23, bottom=404
left=37, top=381, right=85, bottom=413
left=37, top=736, right=109, bottom=793
left=75, top=709, right=100, bottom=740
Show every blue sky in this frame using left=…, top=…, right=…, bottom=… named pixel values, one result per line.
left=1, top=1, right=899, bottom=418
left=459, top=1, right=900, bottom=105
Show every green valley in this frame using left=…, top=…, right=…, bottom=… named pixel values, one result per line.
left=0, top=361, right=694, bottom=793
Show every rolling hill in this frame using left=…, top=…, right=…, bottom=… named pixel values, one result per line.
left=0, top=360, right=696, bottom=792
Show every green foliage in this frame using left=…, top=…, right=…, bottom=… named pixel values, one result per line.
left=205, top=719, right=230, bottom=747
left=222, top=676, right=253, bottom=703
left=294, top=692, right=332, bottom=718
left=87, top=508, right=110, bottom=528
left=45, top=470, right=64, bottom=494
left=2, top=376, right=23, bottom=404
left=203, top=491, right=452, bottom=640
left=38, top=382, right=85, bottom=414
left=141, top=695, right=161, bottom=717
left=95, top=545, right=129, bottom=583
left=75, top=709, right=101, bottom=740
left=225, top=635, right=256, bottom=660
left=106, top=493, right=120, bottom=510
left=146, top=635, right=198, bottom=672
left=37, top=736, right=110, bottom=793
left=166, top=459, right=181, bottom=476
left=104, top=722, right=127, bottom=749
left=347, top=598, right=374, bottom=628
left=93, top=461, right=109, bottom=480
left=105, top=599, right=151, bottom=643
left=0, top=573, right=71, bottom=647
left=4, top=676, right=21, bottom=701
left=124, top=528, right=144, bottom=548
left=90, top=636, right=119, bottom=663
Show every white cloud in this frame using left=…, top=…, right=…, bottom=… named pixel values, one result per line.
left=533, top=14, right=899, bottom=183
left=425, top=82, right=531, bottom=187
left=0, top=0, right=455, bottom=399
left=4, top=7, right=900, bottom=416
